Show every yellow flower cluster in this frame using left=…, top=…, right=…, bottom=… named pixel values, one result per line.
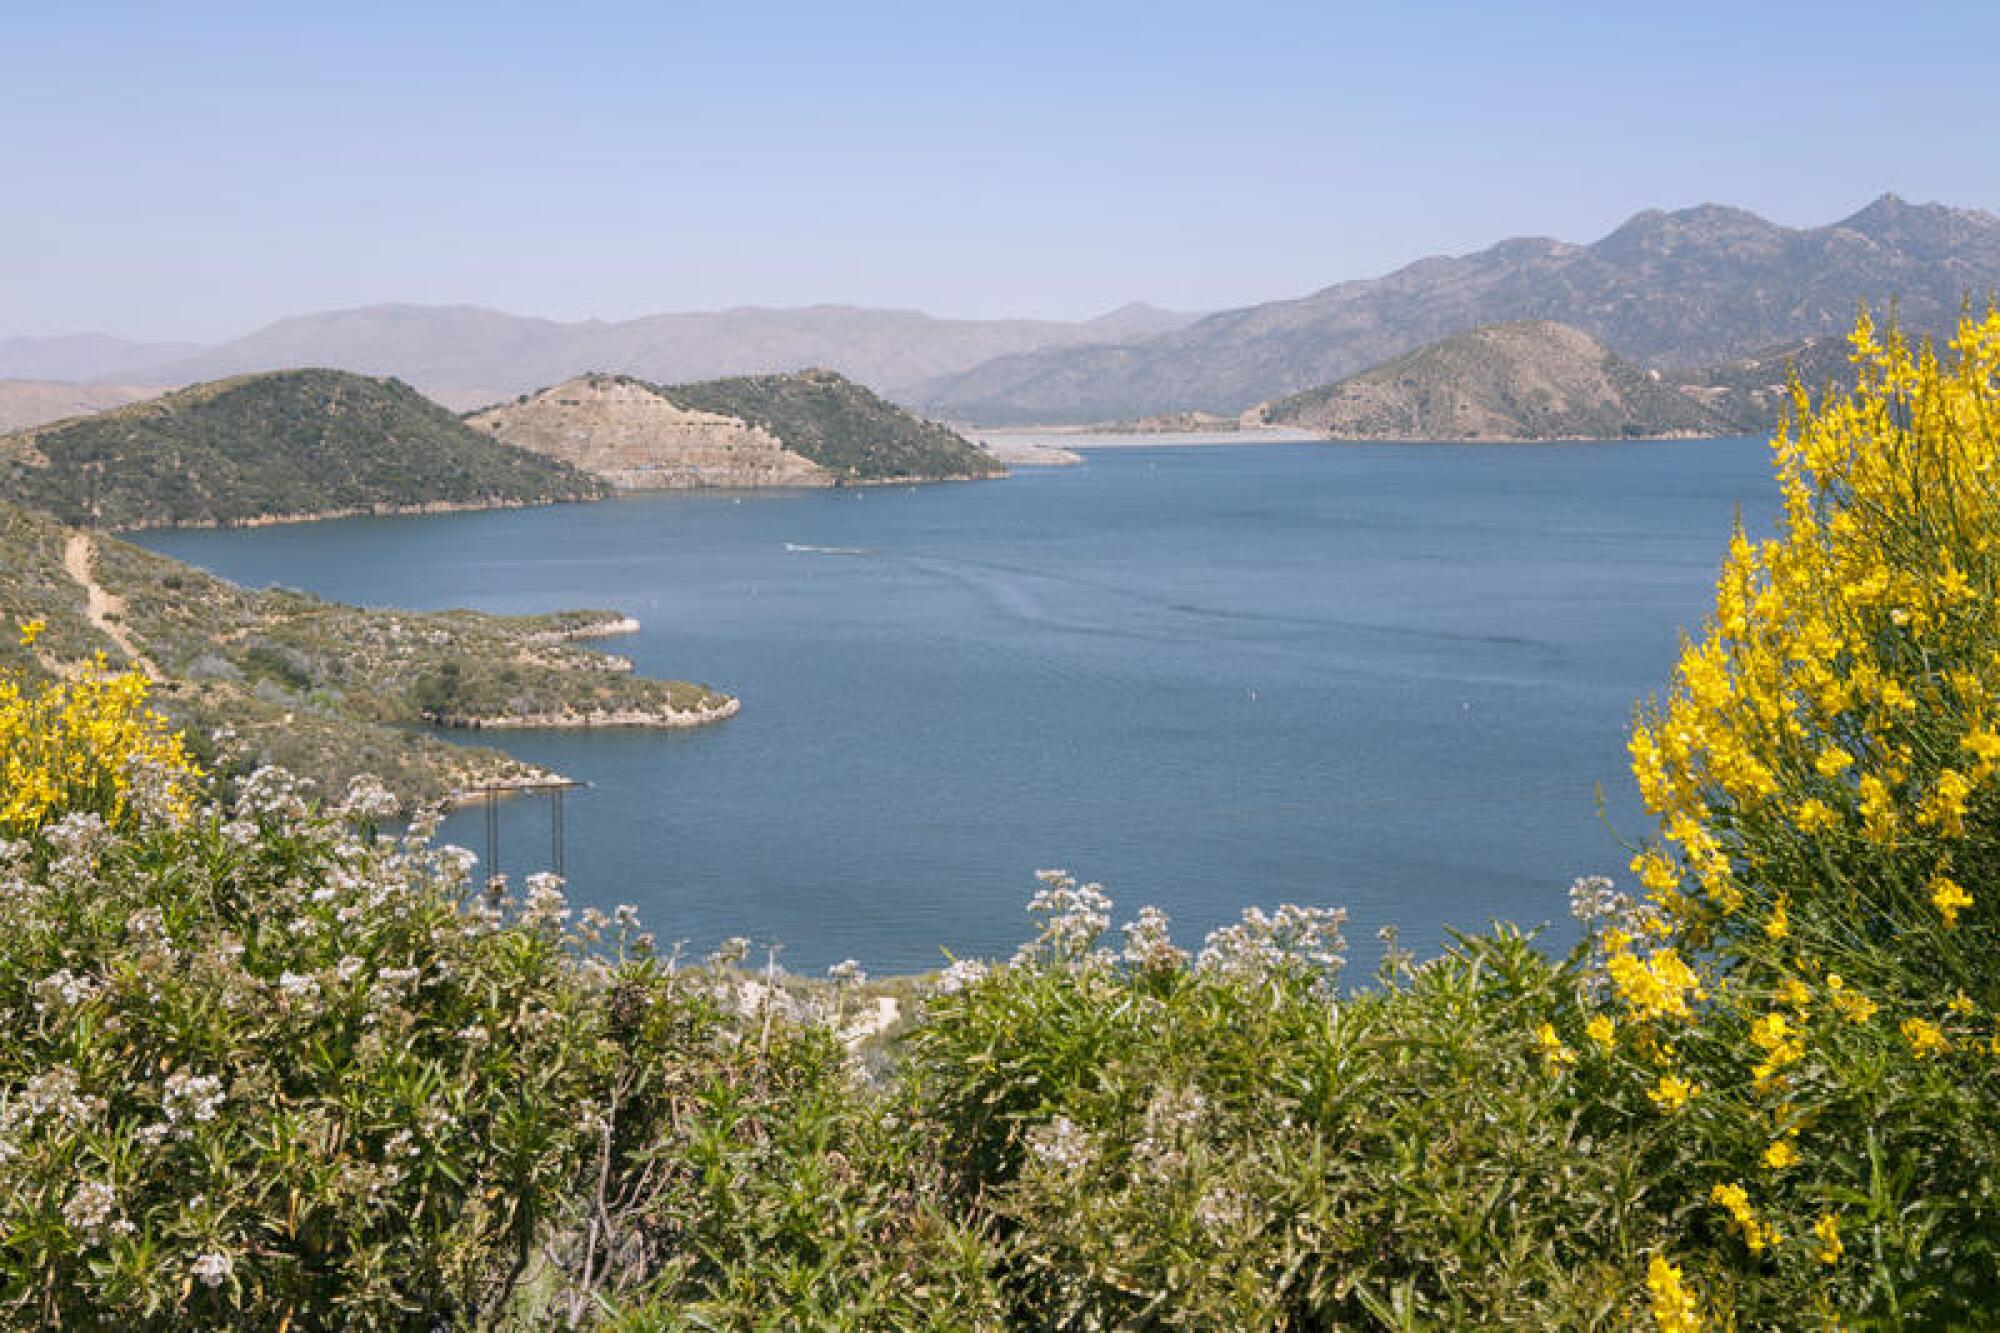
left=0, top=662, right=198, bottom=834
left=1605, top=935, right=1702, bottom=1023
left=1647, top=1255, right=1703, bottom=1333
left=1901, top=1017, right=1948, bottom=1059
left=1709, top=1182, right=1777, bottom=1252
left=1648, top=1074, right=1698, bottom=1113
left=1533, top=1020, right=1577, bottom=1071
left=1630, top=309, right=2000, bottom=949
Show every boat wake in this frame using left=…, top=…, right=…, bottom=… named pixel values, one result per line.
left=783, top=542, right=870, bottom=556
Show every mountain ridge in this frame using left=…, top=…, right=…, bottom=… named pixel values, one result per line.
left=114, top=302, right=1207, bottom=405
left=914, top=194, right=2000, bottom=424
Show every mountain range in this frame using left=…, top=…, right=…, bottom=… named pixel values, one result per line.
left=6, top=194, right=1995, bottom=431
left=2, top=303, right=1203, bottom=411
left=913, top=194, right=2000, bottom=424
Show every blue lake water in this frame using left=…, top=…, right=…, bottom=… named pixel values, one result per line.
left=136, top=439, right=1779, bottom=974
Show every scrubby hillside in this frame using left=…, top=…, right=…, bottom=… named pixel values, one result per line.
left=471, top=368, right=1003, bottom=487
left=656, top=369, right=1006, bottom=482
left=466, top=374, right=832, bottom=489
left=0, top=368, right=605, bottom=529
left=0, top=502, right=732, bottom=807
left=1262, top=321, right=1723, bottom=440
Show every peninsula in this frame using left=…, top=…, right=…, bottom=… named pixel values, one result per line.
left=0, top=502, right=735, bottom=810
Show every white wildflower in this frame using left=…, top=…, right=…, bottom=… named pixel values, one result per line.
left=1121, top=905, right=1187, bottom=973
left=1196, top=903, right=1348, bottom=986
left=277, top=971, right=320, bottom=1000
left=62, top=1181, right=117, bottom=1237
left=930, top=957, right=990, bottom=996
left=1025, top=1115, right=1093, bottom=1173
left=163, top=1071, right=225, bottom=1125
left=1024, top=869, right=1112, bottom=958
left=335, top=774, right=401, bottom=822
left=190, top=1251, right=233, bottom=1288
left=520, top=872, right=570, bottom=927
left=827, top=958, right=866, bottom=986
left=32, top=968, right=103, bottom=1012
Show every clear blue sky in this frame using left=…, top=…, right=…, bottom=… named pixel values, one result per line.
left=6, top=1, right=1998, bottom=341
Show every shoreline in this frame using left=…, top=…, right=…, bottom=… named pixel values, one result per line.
left=433, top=695, right=741, bottom=731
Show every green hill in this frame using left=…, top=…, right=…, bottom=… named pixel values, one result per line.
left=1261, top=321, right=1724, bottom=441
left=0, top=501, right=733, bottom=808
left=1672, top=333, right=1864, bottom=433
left=653, top=368, right=1006, bottom=482
left=0, top=368, right=606, bottom=529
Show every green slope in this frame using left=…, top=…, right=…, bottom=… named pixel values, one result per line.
left=1264, top=321, right=1724, bottom=440
left=655, top=368, right=1005, bottom=481
left=0, top=368, right=607, bottom=529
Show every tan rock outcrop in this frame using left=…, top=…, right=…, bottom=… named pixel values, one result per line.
left=466, top=375, right=831, bottom=489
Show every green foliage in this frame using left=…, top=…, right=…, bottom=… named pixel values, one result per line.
left=656, top=369, right=1003, bottom=482
left=904, top=891, right=1673, bottom=1329
left=0, top=369, right=606, bottom=529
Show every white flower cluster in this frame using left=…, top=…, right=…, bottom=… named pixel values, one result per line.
left=162, top=1071, right=225, bottom=1126
left=190, top=1250, right=233, bottom=1288
left=1196, top=904, right=1349, bottom=986
left=1024, top=869, right=1112, bottom=959
left=334, top=774, right=402, bottom=822
left=1132, top=1083, right=1207, bottom=1177
left=232, top=765, right=315, bottom=821
left=1560, top=872, right=1656, bottom=932
left=1121, top=905, right=1188, bottom=973
left=277, top=971, right=320, bottom=1002
left=826, top=958, right=867, bottom=986
left=1025, top=1114, right=1094, bottom=1173
left=32, top=968, right=104, bottom=1013
left=520, top=872, right=570, bottom=928
left=41, top=812, right=110, bottom=884
left=0, top=1065, right=106, bottom=1162
left=62, top=1180, right=125, bottom=1239
left=929, top=957, right=990, bottom=996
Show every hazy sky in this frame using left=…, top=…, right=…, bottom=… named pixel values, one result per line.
left=7, top=1, right=1999, bottom=341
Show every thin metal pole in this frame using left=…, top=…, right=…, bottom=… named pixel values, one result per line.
left=551, top=787, right=565, bottom=878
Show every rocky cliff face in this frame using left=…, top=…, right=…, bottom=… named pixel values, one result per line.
left=465, top=375, right=831, bottom=489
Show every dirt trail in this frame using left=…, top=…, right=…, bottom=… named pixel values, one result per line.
left=63, top=531, right=158, bottom=678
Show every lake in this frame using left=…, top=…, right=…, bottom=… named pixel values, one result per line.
left=137, top=438, right=1779, bottom=975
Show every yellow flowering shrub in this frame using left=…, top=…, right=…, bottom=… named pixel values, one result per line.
left=1604, top=312, right=2000, bottom=1326
left=0, top=657, right=197, bottom=834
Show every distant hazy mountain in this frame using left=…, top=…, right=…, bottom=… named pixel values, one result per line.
left=0, top=334, right=202, bottom=381
left=0, top=380, right=166, bottom=434
left=1261, top=321, right=1721, bottom=440
left=125, top=302, right=1206, bottom=405
left=915, top=194, right=2000, bottom=424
